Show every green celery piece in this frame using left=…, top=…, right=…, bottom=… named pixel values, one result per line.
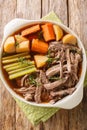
left=3, top=60, right=33, bottom=69
left=9, top=67, right=37, bottom=80
left=2, top=55, right=30, bottom=64
left=5, top=61, right=34, bottom=72
left=4, top=62, right=23, bottom=69
left=8, top=65, right=35, bottom=74
left=2, top=52, right=29, bottom=60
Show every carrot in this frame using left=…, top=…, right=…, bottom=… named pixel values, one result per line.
left=41, top=23, right=55, bottom=42
left=21, top=24, right=40, bottom=36
left=31, top=39, right=48, bottom=54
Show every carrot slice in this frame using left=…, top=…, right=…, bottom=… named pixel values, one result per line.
left=31, top=39, right=48, bottom=54
left=21, top=24, right=40, bottom=36
left=42, top=23, right=55, bottom=42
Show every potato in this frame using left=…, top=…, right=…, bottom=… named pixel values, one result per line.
left=34, top=55, right=48, bottom=68
left=4, top=36, right=16, bottom=53
left=53, top=25, right=63, bottom=41
left=63, top=34, right=77, bottom=45
left=15, top=35, right=28, bottom=43
left=16, top=40, right=30, bottom=53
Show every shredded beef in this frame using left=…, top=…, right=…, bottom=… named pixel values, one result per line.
left=15, top=40, right=82, bottom=104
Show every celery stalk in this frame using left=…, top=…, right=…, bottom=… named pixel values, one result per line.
left=8, top=65, right=35, bottom=74
left=2, top=55, right=30, bottom=64
left=2, top=52, right=29, bottom=60
left=9, top=67, right=36, bottom=79
left=3, top=60, right=34, bottom=69
left=5, top=61, right=34, bottom=71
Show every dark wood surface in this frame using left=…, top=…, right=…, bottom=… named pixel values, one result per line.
left=0, top=0, right=87, bottom=130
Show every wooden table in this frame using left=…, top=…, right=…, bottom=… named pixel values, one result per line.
left=0, top=0, right=87, bottom=130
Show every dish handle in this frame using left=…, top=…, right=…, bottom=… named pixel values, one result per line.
left=3, top=18, right=31, bottom=39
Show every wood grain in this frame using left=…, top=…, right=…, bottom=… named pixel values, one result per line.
left=42, top=0, right=68, bottom=25
left=0, top=1, right=17, bottom=130
left=16, top=0, right=41, bottom=20
left=68, top=0, right=87, bottom=130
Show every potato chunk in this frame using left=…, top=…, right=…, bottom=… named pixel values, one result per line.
left=16, top=40, right=30, bottom=53
left=63, top=34, right=77, bottom=45
left=34, top=55, right=48, bottom=68
left=4, top=36, right=16, bottom=53
left=53, top=25, right=63, bottom=41
left=15, top=35, right=28, bottom=43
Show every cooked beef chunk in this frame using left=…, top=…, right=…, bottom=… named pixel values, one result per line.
left=66, top=48, right=71, bottom=72
left=14, top=86, right=36, bottom=94
left=50, top=87, right=76, bottom=97
left=74, top=53, right=82, bottom=74
left=50, top=87, right=76, bottom=104
left=21, top=74, right=29, bottom=87
left=63, top=72, right=78, bottom=88
left=70, top=52, right=75, bottom=64
left=46, top=64, right=60, bottom=78
left=59, top=61, right=63, bottom=78
left=39, top=70, right=49, bottom=84
left=24, top=93, right=34, bottom=101
left=49, top=97, right=61, bottom=104
left=49, top=41, right=63, bottom=51
left=46, top=64, right=67, bottom=78
left=44, top=77, right=68, bottom=90
left=34, top=86, right=42, bottom=103
left=49, top=41, right=81, bottom=55
left=34, top=78, right=43, bottom=103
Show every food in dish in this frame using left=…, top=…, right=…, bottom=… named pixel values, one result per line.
left=1, top=22, right=82, bottom=104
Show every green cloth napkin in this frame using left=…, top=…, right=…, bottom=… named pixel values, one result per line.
left=15, top=11, right=87, bottom=126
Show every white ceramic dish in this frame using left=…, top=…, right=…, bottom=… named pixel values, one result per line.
left=0, top=19, right=86, bottom=109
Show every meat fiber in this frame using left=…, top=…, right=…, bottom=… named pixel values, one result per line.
left=44, top=77, right=68, bottom=90
left=15, top=40, right=82, bottom=104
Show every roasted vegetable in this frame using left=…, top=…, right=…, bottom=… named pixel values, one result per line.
left=2, top=53, right=36, bottom=79
left=2, top=52, right=29, bottom=60
left=8, top=65, right=35, bottom=74
left=3, top=60, right=34, bottom=69
left=53, top=25, right=63, bottom=41
left=31, top=39, right=48, bottom=54
left=63, top=34, right=77, bottom=45
left=16, top=40, right=30, bottom=53
left=5, top=61, right=34, bottom=71
left=15, top=35, right=28, bottom=43
left=42, top=23, right=55, bottom=42
left=9, top=67, right=36, bottom=80
left=2, top=53, right=31, bottom=64
left=21, top=24, right=40, bottom=36
left=34, top=55, right=48, bottom=68
left=4, top=36, right=16, bottom=53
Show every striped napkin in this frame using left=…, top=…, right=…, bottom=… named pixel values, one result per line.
left=15, top=11, right=87, bottom=125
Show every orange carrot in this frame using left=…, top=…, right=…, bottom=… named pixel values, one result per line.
left=31, top=39, right=48, bottom=54
left=41, top=23, right=55, bottom=42
left=21, top=24, right=40, bottom=36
